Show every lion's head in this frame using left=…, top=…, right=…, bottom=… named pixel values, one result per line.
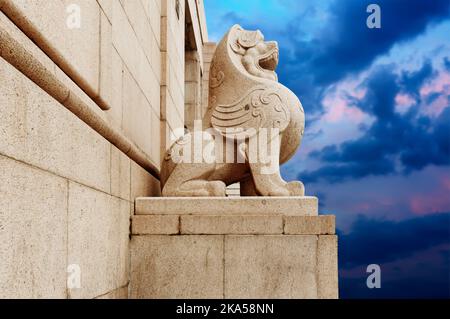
left=229, top=26, right=279, bottom=81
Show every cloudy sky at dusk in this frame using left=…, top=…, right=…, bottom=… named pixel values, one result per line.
left=205, top=0, right=450, bottom=298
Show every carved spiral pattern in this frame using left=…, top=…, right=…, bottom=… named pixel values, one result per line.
left=209, top=64, right=225, bottom=88
left=211, top=86, right=290, bottom=137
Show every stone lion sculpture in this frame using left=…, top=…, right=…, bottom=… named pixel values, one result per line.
left=160, top=25, right=305, bottom=197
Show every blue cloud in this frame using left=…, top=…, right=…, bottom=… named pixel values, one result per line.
left=341, top=267, right=450, bottom=298
left=400, top=60, right=435, bottom=98
left=339, top=213, right=450, bottom=268
left=272, top=0, right=450, bottom=115
left=299, top=62, right=450, bottom=184
left=306, top=0, right=450, bottom=85
left=338, top=212, right=450, bottom=298
left=444, top=57, right=450, bottom=71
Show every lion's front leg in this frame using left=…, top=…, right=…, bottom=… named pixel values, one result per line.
left=245, top=136, right=305, bottom=196
left=248, top=162, right=289, bottom=196
left=244, top=136, right=304, bottom=196
left=248, top=165, right=304, bottom=196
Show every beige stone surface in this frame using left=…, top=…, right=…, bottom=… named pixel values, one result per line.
left=110, top=145, right=131, bottom=201
left=284, top=215, right=335, bottom=235
left=224, top=235, right=318, bottom=298
left=132, top=215, right=179, bottom=235
left=112, top=0, right=160, bottom=115
left=135, top=196, right=318, bottom=216
left=130, top=235, right=223, bottom=298
left=317, top=235, right=339, bottom=299
left=95, top=286, right=129, bottom=299
left=160, top=0, right=185, bottom=155
left=120, top=0, right=160, bottom=83
left=140, top=0, right=161, bottom=49
left=97, top=0, right=113, bottom=22
left=160, top=84, right=184, bottom=132
left=130, top=161, right=161, bottom=199
left=122, top=67, right=154, bottom=159
left=201, top=43, right=217, bottom=118
left=99, top=10, right=113, bottom=109
left=186, top=0, right=205, bottom=68
left=150, top=107, right=162, bottom=162
left=180, top=215, right=283, bottom=235
left=0, top=155, right=67, bottom=298
left=68, top=182, right=130, bottom=299
left=105, top=47, right=124, bottom=127
left=129, top=214, right=338, bottom=299
left=3, top=0, right=101, bottom=99
left=0, top=20, right=159, bottom=182
left=184, top=51, right=202, bottom=131
left=0, top=10, right=55, bottom=75
left=0, top=58, right=111, bottom=194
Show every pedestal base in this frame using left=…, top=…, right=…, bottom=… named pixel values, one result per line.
left=130, top=197, right=338, bottom=299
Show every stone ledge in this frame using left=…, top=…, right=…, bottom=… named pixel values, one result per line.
left=132, top=215, right=179, bottom=235
left=135, top=196, right=318, bottom=216
left=284, top=215, right=335, bottom=235
left=131, top=214, right=334, bottom=235
left=181, top=214, right=283, bottom=235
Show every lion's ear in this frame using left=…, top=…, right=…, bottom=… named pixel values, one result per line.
left=230, top=40, right=246, bottom=55
left=230, top=28, right=263, bottom=55
left=238, top=30, right=263, bottom=48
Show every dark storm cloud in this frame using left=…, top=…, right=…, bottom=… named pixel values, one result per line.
left=338, top=212, right=450, bottom=268
left=399, top=60, right=435, bottom=98
left=444, top=57, right=450, bottom=71
left=341, top=269, right=450, bottom=298
left=299, top=62, right=450, bottom=184
left=275, top=0, right=450, bottom=114
left=338, top=212, right=450, bottom=298
left=307, top=0, right=450, bottom=85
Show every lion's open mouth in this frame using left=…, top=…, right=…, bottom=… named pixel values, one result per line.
left=258, top=49, right=279, bottom=71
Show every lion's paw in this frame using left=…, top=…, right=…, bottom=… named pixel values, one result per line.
left=286, top=181, right=305, bottom=196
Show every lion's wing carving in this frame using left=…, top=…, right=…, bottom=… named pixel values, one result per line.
left=211, top=86, right=291, bottom=137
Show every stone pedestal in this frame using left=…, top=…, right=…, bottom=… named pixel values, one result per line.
left=130, top=197, right=338, bottom=299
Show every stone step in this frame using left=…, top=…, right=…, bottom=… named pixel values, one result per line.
left=135, top=196, right=319, bottom=216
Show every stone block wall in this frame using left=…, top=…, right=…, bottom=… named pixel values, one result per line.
left=160, top=0, right=185, bottom=154
left=0, top=54, right=159, bottom=298
left=0, top=0, right=204, bottom=298
left=201, top=42, right=216, bottom=118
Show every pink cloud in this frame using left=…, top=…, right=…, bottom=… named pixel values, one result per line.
left=420, top=71, right=450, bottom=96
left=406, top=167, right=450, bottom=216
left=442, top=176, right=450, bottom=191
left=322, top=94, right=367, bottom=123
left=395, top=93, right=415, bottom=114
left=425, top=94, right=449, bottom=117
left=410, top=195, right=450, bottom=215
left=419, top=71, right=450, bottom=117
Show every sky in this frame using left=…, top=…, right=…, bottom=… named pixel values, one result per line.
left=204, top=0, right=450, bottom=298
